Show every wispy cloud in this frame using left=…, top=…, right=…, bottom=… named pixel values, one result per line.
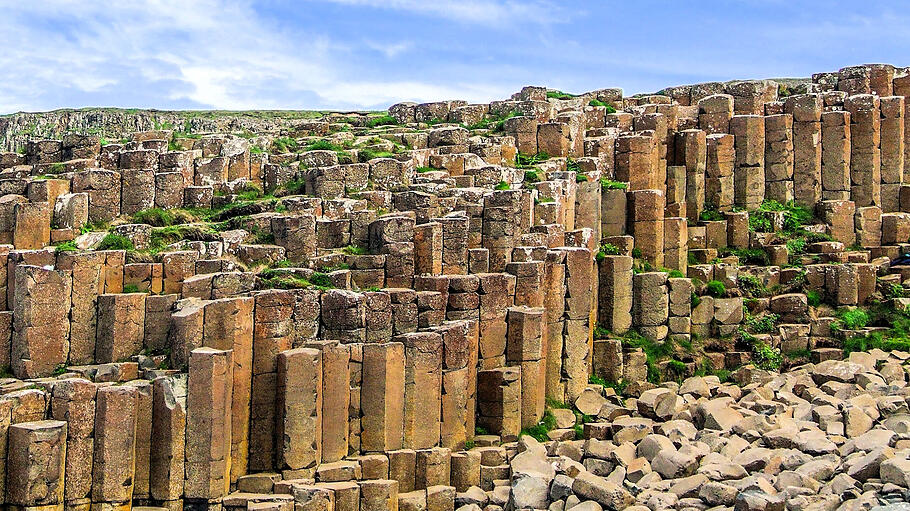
left=365, top=40, right=414, bottom=59
left=0, top=0, right=511, bottom=112
left=311, top=0, right=565, bottom=26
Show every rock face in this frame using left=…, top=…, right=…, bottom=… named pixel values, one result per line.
left=1, top=63, right=910, bottom=511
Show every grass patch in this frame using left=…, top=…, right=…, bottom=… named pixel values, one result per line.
left=752, top=341, right=782, bottom=371
left=588, top=99, right=617, bottom=113
left=236, top=183, right=266, bottom=202
left=620, top=330, right=676, bottom=383
left=833, top=307, right=870, bottom=330
left=694, top=358, right=731, bottom=383
left=786, top=237, right=806, bottom=256
left=494, top=181, right=511, bottom=190
left=699, top=208, right=724, bottom=222
left=595, top=243, right=621, bottom=261
left=718, top=247, right=769, bottom=266
left=885, top=283, right=906, bottom=300
left=666, top=359, right=687, bottom=380
left=524, top=169, right=543, bottom=184
left=253, top=230, right=275, bottom=244
left=358, top=148, right=395, bottom=162
left=147, top=224, right=218, bottom=254
left=547, top=90, right=576, bottom=100
left=466, top=110, right=520, bottom=132
left=600, top=178, right=627, bottom=191
left=272, top=137, right=299, bottom=153
left=677, top=337, right=694, bottom=352
left=840, top=305, right=910, bottom=355
left=278, top=177, right=307, bottom=196
left=738, top=274, right=769, bottom=297
left=131, top=208, right=195, bottom=227
left=342, top=245, right=369, bottom=255
left=807, top=289, right=822, bottom=307
left=304, top=140, right=354, bottom=163
left=98, top=234, right=134, bottom=251
left=54, top=240, right=79, bottom=253
left=366, top=115, right=399, bottom=128
left=546, top=397, right=571, bottom=410
left=515, top=152, right=550, bottom=168
left=705, top=280, right=726, bottom=298
left=79, top=220, right=109, bottom=235
left=749, top=199, right=813, bottom=233
left=746, top=312, right=779, bottom=333
left=259, top=269, right=335, bottom=291
left=844, top=331, right=910, bottom=355
left=520, top=410, right=557, bottom=442
left=785, top=348, right=811, bottom=360
left=318, top=262, right=351, bottom=272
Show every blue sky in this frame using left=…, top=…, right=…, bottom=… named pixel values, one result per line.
left=1, top=0, right=909, bottom=113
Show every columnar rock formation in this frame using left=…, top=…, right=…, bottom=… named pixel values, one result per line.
left=0, top=64, right=910, bottom=511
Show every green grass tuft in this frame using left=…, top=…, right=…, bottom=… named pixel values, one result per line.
left=54, top=240, right=79, bottom=253
left=705, top=280, right=726, bottom=298
left=547, top=90, right=576, bottom=100
left=600, top=177, right=627, bottom=191
left=515, top=152, right=550, bottom=168
left=752, top=341, right=782, bottom=371
left=595, top=243, right=621, bottom=261
left=343, top=245, right=369, bottom=255
left=98, top=233, right=134, bottom=251
left=806, top=289, right=822, bottom=307
left=271, top=137, right=299, bottom=153
left=746, top=312, right=779, bottom=333
left=131, top=208, right=183, bottom=227
left=524, top=170, right=543, bottom=183
left=834, top=307, right=870, bottom=330
left=366, top=115, right=399, bottom=128
left=699, top=209, right=724, bottom=222
left=588, top=100, right=617, bottom=113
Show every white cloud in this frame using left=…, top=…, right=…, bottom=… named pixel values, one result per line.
left=312, top=0, right=563, bottom=26
left=0, top=0, right=515, bottom=112
left=365, top=40, right=413, bottom=59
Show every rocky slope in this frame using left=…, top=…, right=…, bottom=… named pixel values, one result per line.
left=0, top=108, right=367, bottom=152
